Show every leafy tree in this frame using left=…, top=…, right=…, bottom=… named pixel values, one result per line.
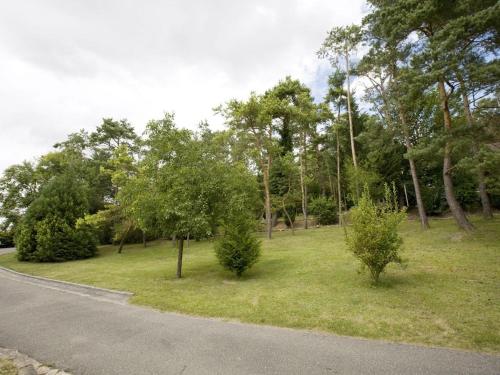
left=130, top=114, right=258, bottom=278
left=217, top=94, right=279, bottom=239
left=16, top=173, right=97, bottom=262
left=345, top=184, right=406, bottom=283
left=271, top=154, right=300, bottom=233
left=90, top=118, right=139, bottom=156
left=0, top=162, right=41, bottom=234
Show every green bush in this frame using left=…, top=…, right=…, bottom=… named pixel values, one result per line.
left=0, top=230, right=14, bottom=248
left=309, top=196, right=337, bottom=225
left=215, top=216, right=261, bottom=277
left=16, top=173, right=97, bottom=262
left=345, top=184, right=406, bottom=283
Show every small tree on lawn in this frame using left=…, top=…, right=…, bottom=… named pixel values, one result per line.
left=345, top=184, right=406, bottom=283
left=132, top=114, right=259, bottom=278
left=215, top=205, right=261, bottom=277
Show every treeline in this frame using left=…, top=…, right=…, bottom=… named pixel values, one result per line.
left=0, top=0, right=498, bottom=256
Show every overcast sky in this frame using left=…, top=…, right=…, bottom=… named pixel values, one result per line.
left=0, top=0, right=367, bottom=172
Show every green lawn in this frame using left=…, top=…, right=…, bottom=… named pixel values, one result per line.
left=1, top=216, right=499, bottom=353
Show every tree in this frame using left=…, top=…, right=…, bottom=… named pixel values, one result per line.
left=131, top=114, right=258, bottom=278
left=0, top=162, right=41, bottom=234
left=319, top=24, right=362, bottom=169
left=215, top=206, right=261, bottom=277
left=345, top=184, right=406, bottom=283
left=358, top=42, right=430, bottom=228
left=16, top=173, right=97, bottom=262
left=364, top=0, right=498, bottom=231
left=271, top=153, right=300, bottom=233
left=324, top=71, right=349, bottom=221
left=218, top=94, right=279, bottom=239
left=294, top=91, right=320, bottom=229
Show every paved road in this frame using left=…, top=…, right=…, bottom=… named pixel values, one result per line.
left=0, top=268, right=498, bottom=375
left=0, top=247, right=15, bottom=255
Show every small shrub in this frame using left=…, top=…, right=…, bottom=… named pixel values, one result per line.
left=309, top=196, right=337, bottom=225
left=345, top=184, right=406, bottom=283
left=215, top=216, right=261, bottom=277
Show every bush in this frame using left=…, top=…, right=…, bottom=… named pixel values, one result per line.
left=309, top=196, right=337, bottom=225
left=345, top=184, right=406, bottom=283
left=215, top=216, right=261, bottom=277
left=0, top=231, right=14, bottom=248
left=16, top=173, right=97, bottom=262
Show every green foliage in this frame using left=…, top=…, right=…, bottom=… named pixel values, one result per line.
left=0, top=161, right=41, bottom=233
left=345, top=163, right=382, bottom=203
left=215, top=213, right=261, bottom=277
left=309, top=196, right=338, bottom=225
left=0, top=230, right=14, bottom=248
left=345, top=184, right=406, bottom=283
left=15, top=173, right=97, bottom=262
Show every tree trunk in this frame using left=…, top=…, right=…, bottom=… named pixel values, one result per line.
left=478, top=178, right=493, bottom=219
left=345, top=52, right=357, bottom=168
left=263, top=168, right=272, bottom=239
left=176, top=237, right=184, bottom=278
left=118, top=223, right=131, bottom=254
left=398, top=109, right=430, bottom=229
left=142, top=230, right=147, bottom=248
left=299, top=132, right=308, bottom=229
left=282, top=199, right=295, bottom=235
left=438, top=79, right=474, bottom=231
left=403, top=183, right=409, bottom=207
left=336, top=127, right=342, bottom=226
left=458, top=77, right=493, bottom=219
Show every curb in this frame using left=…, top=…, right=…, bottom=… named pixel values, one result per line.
left=0, top=347, right=72, bottom=375
left=0, top=266, right=133, bottom=303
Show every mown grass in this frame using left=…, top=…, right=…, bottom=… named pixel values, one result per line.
left=1, top=216, right=499, bottom=353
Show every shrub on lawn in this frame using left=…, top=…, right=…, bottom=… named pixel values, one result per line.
left=309, top=196, right=337, bottom=225
left=16, top=173, right=97, bottom=262
left=345, top=184, right=406, bottom=283
left=215, top=214, right=261, bottom=277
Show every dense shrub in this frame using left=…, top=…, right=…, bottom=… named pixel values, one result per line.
left=345, top=184, right=406, bottom=283
left=16, top=173, right=97, bottom=262
left=215, top=215, right=261, bottom=277
left=309, top=196, right=337, bottom=225
left=0, top=231, right=14, bottom=248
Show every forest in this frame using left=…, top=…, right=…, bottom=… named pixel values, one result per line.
left=0, top=0, right=498, bottom=276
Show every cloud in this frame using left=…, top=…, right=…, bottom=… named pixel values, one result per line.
left=0, top=0, right=366, bottom=171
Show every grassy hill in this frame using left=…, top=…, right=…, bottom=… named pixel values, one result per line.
left=1, top=216, right=499, bottom=353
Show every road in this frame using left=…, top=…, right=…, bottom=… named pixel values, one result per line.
left=0, top=247, right=15, bottom=256
left=0, top=267, right=498, bottom=375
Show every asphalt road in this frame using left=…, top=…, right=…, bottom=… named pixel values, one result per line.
left=0, top=268, right=498, bottom=375
left=0, top=247, right=15, bottom=255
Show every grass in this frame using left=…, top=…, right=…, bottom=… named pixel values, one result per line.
left=0, top=359, right=17, bottom=375
left=1, top=216, right=499, bottom=353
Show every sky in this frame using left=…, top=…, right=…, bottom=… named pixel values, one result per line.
left=0, top=0, right=367, bottom=172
